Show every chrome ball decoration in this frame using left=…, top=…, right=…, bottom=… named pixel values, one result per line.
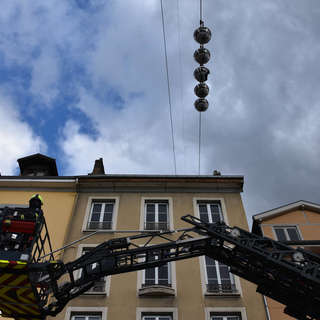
left=193, top=26, right=212, bottom=44
left=194, top=66, right=210, bottom=82
left=194, top=47, right=211, bottom=65
left=194, top=98, right=209, bottom=112
left=194, top=83, right=209, bottom=98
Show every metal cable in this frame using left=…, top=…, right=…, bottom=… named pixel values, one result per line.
left=200, top=0, right=203, bottom=22
left=160, top=0, right=177, bottom=174
left=198, top=112, right=202, bottom=174
left=177, top=0, right=185, bottom=173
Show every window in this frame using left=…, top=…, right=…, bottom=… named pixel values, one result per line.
left=197, top=201, right=237, bottom=294
left=144, top=200, right=169, bottom=231
left=205, top=256, right=236, bottom=293
left=198, top=201, right=223, bottom=223
left=80, top=247, right=107, bottom=294
left=274, top=226, right=301, bottom=241
left=211, top=313, right=241, bottom=320
left=137, top=308, right=177, bottom=320
left=87, top=200, right=115, bottom=230
left=143, top=255, right=171, bottom=287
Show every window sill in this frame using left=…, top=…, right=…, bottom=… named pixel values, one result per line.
left=139, top=285, right=175, bottom=297
left=205, top=291, right=240, bottom=297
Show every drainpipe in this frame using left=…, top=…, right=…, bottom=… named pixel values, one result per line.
left=258, top=223, right=271, bottom=320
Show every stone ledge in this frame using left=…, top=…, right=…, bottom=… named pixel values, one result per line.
left=138, top=285, right=175, bottom=297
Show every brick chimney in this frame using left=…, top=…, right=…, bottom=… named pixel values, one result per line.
left=90, top=158, right=105, bottom=175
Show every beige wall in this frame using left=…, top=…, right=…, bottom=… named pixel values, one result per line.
left=260, top=208, right=320, bottom=320
left=53, top=191, right=266, bottom=320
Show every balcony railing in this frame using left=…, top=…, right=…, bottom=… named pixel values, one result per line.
left=142, top=282, right=172, bottom=288
left=144, top=222, right=169, bottom=231
left=87, top=221, right=112, bottom=230
left=206, top=283, right=237, bottom=293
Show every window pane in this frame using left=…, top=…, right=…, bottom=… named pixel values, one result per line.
left=199, top=204, right=208, bottom=213
left=92, top=203, right=102, bottom=213
left=212, top=317, right=223, bottom=320
left=146, top=204, right=155, bottom=222
left=159, top=317, right=172, bottom=320
left=158, top=212, right=168, bottom=222
left=145, top=267, right=155, bottom=285
left=274, top=228, right=286, bottom=241
left=103, top=211, right=113, bottom=222
left=287, top=228, right=300, bottom=241
left=90, top=212, right=100, bottom=222
left=158, top=264, right=169, bottom=284
left=158, top=204, right=168, bottom=214
left=219, top=263, right=231, bottom=280
left=205, top=256, right=215, bottom=266
left=73, top=317, right=85, bottom=320
left=88, top=317, right=101, bottom=320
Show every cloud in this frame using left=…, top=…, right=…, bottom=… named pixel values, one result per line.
left=0, top=93, right=46, bottom=174
left=0, top=0, right=320, bottom=223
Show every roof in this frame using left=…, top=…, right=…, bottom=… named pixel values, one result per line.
left=0, top=174, right=244, bottom=193
left=252, top=200, right=320, bottom=235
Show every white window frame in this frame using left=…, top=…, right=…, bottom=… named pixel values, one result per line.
left=194, top=198, right=241, bottom=296
left=142, top=256, right=171, bottom=286
left=137, top=254, right=177, bottom=296
left=136, top=308, right=178, bottom=320
left=65, top=307, right=107, bottom=320
left=140, top=197, right=174, bottom=231
left=200, top=255, right=241, bottom=296
left=82, top=196, right=119, bottom=232
left=205, top=308, right=247, bottom=320
left=76, top=244, right=111, bottom=295
left=272, top=225, right=302, bottom=241
left=193, top=197, right=229, bottom=224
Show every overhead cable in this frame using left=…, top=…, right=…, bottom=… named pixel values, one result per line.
left=160, top=0, right=177, bottom=174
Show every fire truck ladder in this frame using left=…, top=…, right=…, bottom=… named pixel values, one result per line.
left=3, top=214, right=320, bottom=320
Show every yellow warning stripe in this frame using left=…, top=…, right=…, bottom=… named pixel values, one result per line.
left=0, top=260, right=27, bottom=269
left=0, top=274, right=40, bottom=315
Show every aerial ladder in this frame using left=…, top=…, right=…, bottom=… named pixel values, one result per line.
left=0, top=203, right=320, bottom=320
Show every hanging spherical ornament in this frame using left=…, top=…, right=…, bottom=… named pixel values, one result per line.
left=194, top=66, right=210, bottom=82
left=194, top=47, right=211, bottom=65
left=194, top=83, right=209, bottom=98
left=194, top=26, right=212, bottom=44
left=194, top=98, right=209, bottom=112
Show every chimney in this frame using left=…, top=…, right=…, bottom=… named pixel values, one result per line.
left=213, top=170, right=221, bottom=176
left=90, top=158, right=105, bottom=175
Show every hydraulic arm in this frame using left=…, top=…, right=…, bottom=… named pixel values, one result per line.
left=1, top=212, right=320, bottom=320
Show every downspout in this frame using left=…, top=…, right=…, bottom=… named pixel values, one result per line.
left=258, top=221, right=271, bottom=320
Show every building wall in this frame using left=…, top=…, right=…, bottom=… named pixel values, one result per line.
left=259, top=208, right=320, bottom=320
left=54, top=191, right=267, bottom=320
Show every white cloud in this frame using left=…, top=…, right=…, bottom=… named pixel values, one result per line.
left=0, top=93, right=46, bottom=174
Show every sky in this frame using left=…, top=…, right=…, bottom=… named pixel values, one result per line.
left=0, top=0, right=319, bottom=222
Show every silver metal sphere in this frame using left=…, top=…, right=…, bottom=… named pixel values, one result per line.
left=194, top=98, right=209, bottom=112
left=194, top=26, right=212, bottom=44
left=194, top=66, right=210, bottom=82
left=194, top=47, right=211, bottom=65
left=194, top=83, right=209, bottom=98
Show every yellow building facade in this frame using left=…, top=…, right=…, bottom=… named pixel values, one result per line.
left=54, top=174, right=267, bottom=320
left=0, top=154, right=267, bottom=320
left=252, top=200, right=320, bottom=320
